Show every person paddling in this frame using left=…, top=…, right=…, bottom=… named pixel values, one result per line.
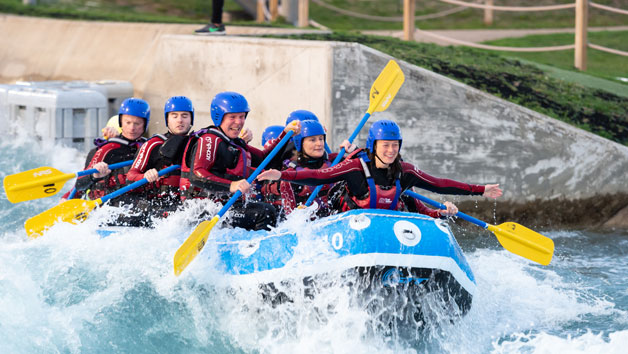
left=180, top=91, right=300, bottom=231
left=260, top=118, right=339, bottom=216
left=258, top=120, right=502, bottom=217
left=123, top=96, right=194, bottom=222
left=60, top=98, right=149, bottom=203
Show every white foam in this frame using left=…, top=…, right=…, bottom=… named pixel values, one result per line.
left=1, top=129, right=625, bottom=352
left=492, top=330, right=628, bottom=354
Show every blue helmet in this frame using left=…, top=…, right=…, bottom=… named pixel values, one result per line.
left=366, top=120, right=402, bottom=152
left=261, top=125, right=284, bottom=146
left=294, top=120, right=326, bottom=152
left=211, top=91, right=250, bottom=127
left=164, top=96, right=194, bottom=126
left=118, top=98, right=150, bottom=132
left=285, top=110, right=319, bottom=126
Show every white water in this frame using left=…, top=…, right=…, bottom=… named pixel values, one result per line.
left=1, top=132, right=627, bottom=353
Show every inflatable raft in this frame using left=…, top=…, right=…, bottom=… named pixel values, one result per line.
left=216, top=209, right=473, bottom=312
left=99, top=208, right=476, bottom=321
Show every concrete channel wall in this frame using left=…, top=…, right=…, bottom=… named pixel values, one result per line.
left=329, top=45, right=628, bottom=201
left=328, top=44, right=628, bottom=228
left=1, top=15, right=626, bottom=227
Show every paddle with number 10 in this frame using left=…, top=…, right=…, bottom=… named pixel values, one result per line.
left=24, top=165, right=181, bottom=238
left=3, top=160, right=134, bottom=203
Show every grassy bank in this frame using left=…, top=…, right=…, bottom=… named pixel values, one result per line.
left=310, top=0, right=627, bottom=30
left=3, top=0, right=626, bottom=30
left=270, top=32, right=628, bottom=146
left=482, top=31, right=628, bottom=86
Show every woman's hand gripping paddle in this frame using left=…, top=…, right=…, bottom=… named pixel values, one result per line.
left=173, top=131, right=295, bottom=276
left=3, top=160, right=133, bottom=203
left=304, top=60, right=405, bottom=207
left=24, top=165, right=181, bottom=238
left=404, top=190, right=554, bottom=265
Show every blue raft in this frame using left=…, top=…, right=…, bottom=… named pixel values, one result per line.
left=100, top=208, right=476, bottom=317
left=204, top=209, right=475, bottom=315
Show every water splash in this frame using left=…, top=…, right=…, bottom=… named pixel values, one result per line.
left=1, top=131, right=627, bottom=353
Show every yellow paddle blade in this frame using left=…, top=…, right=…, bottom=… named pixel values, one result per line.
left=3, top=166, right=75, bottom=203
left=173, top=216, right=220, bottom=276
left=24, top=199, right=101, bottom=238
left=368, top=60, right=405, bottom=114
left=488, top=222, right=555, bottom=266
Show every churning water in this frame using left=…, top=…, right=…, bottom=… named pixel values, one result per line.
left=1, top=133, right=626, bottom=353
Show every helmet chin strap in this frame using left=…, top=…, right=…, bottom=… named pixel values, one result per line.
left=374, top=153, right=389, bottom=168
left=373, top=145, right=389, bottom=168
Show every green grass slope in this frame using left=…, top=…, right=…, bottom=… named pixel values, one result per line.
left=310, top=0, right=627, bottom=30
left=482, top=31, right=628, bottom=87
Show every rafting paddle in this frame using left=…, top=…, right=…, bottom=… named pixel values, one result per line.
left=404, top=190, right=554, bottom=265
left=3, top=160, right=134, bottom=203
left=173, top=130, right=295, bottom=276
left=24, top=164, right=181, bottom=238
left=304, top=59, right=405, bottom=207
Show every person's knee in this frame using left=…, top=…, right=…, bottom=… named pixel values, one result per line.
left=250, top=202, right=277, bottom=230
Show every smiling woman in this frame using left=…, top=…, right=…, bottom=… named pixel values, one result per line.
left=257, top=119, right=502, bottom=216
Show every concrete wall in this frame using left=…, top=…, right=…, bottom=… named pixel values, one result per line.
left=142, top=35, right=333, bottom=139
left=329, top=45, right=628, bottom=202
left=2, top=15, right=627, bottom=225
left=0, top=14, right=331, bottom=142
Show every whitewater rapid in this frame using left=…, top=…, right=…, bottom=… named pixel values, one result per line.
left=1, top=134, right=626, bottom=353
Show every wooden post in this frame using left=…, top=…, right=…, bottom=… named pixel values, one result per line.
left=574, top=0, right=588, bottom=70
left=270, top=0, right=279, bottom=21
left=257, top=0, right=265, bottom=23
left=484, top=0, right=494, bottom=25
left=298, top=0, right=309, bottom=28
left=403, top=0, right=415, bottom=41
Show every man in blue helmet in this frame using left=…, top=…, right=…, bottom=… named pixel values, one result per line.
left=124, top=96, right=194, bottom=220
left=259, top=119, right=502, bottom=217
left=61, top=98, right=149, bottom=202
left=180, top=91, right=299, bottom=231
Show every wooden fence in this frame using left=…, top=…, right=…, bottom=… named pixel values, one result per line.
left=271, top=0, right=628, bottom=71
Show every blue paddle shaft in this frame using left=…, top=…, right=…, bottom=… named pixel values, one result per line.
left=403, top=190, right=489, bottom=229
left=324, top=142, right=332, bottom=154
left=76, top=160, right=134, bottom=178
left=68, top=187, right=77, bottom=199
left=217, top=130, right=294, bottom=218
left=305, top=112, right=372, bottom=206
left=100, top=165, right=181, bottom=204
